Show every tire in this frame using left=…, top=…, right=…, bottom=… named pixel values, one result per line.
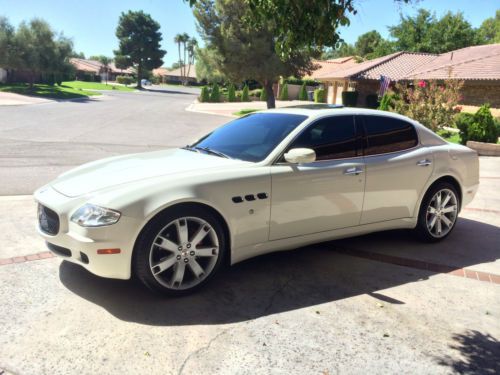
left=133, top=205, right=227, bottom=296
left=415, top=182, right=460, bottom=242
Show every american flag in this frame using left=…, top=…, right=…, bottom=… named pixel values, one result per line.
left=379, top=75, right=391, bottom=97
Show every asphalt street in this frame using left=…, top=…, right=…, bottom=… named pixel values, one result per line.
left=0, top=87, right=227, bottom=195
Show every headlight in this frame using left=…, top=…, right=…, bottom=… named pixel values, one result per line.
left=70, top=204, right=121, bottom=227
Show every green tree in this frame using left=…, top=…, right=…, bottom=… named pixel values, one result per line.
left=355, top=30, right=384, bottom=57
left=227, top=83, right=236, bottom=102
left=12, top=19, right=74, bottom=87
left=0, top=17, right=14, bottom=68
left=188, top=0, right=412, bottom=58
left=185, top=37, right=198, bottom=83
left=321, top=43, right=356, bottom=59
left=210, top=83, right=220, bottom=102
left=241, top=84, right=249, bottom=102
left=389, top=9, right=478, bottom=54
left=174, top=33, right=190, bottom=84
left=477, top=10, right=500, bottom=44
left=193, top=0, right=315, bottom=108
left=195, top=46, right=226, bottom=83
left=298, top=82, right=308, bottom=101
left=279, top=83, right=288, bottom=100
left=90, top=55, right=112, bottom=84
left=114, top=11, right=166, bottom=89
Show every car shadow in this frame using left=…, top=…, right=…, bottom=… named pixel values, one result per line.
left=59, top=217, right=499, bottom=327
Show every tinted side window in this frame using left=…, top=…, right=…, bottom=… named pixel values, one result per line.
left=289, top=116, right=357, bottom=161
left=362, top=116, right=418, bottom=155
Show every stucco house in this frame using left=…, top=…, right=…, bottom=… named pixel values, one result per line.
left=315, top=44, right=500, bottom=108
left=153, top=65, right=197, bottom=84
left=69, top=58, right=134, bottom=81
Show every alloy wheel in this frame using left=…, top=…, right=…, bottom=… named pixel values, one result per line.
left=426, top=188, right=458, bottom=238
left=149, top=216, right=219, bottom=290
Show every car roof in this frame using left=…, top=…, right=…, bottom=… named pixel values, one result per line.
left=260, top=106, right=418, bottom=123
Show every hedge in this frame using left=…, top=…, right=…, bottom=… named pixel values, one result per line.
left=342, top=91, right=358, bottom=107
left=241, top=84, right=250, bottom=102
left=314, top=88, right=326, bottom=103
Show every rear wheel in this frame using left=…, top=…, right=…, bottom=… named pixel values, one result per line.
left=133, top=206, right=226, bottom=296
left=415, top=182, right=460, bottom=242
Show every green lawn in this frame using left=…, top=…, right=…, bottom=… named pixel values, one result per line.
left=0, top=83, right=101, bottom=99
left=62, top=80, right=135, bottom=92
left=233, top=108, right=258, bottom=116
left=442, top=132, right=461, bottom=144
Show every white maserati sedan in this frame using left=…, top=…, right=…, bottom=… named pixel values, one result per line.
left=35, top=106, right=479, bottom=295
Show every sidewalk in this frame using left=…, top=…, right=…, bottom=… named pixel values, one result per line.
left=187, top=99, right=312, bottom=117
left=0, top=92, right=51, bottom=106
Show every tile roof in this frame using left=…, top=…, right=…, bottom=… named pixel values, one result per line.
left=316, top=44, right=500, bottom=82
left=407, top=44, right=500, bottom=80
left=308, top=57, right=358, bottom=79
left=316, top=52, right=438, bottom=81
left=154, top=65, right=196, bottom=79
left=69, top=58, right=134, bottom=75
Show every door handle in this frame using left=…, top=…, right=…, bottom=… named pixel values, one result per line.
left=417, top=159, right=432, bottom=167
left=344, top=167, right=363, bottom=175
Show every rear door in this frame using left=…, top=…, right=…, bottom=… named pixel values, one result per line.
left=359, top=115, right=434, bottom=224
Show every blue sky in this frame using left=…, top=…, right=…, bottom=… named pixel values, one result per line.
left=0, top=0, right=498, bottom=67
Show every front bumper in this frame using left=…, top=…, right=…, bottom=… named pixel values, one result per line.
left=34, top=186, right=142, bottom=280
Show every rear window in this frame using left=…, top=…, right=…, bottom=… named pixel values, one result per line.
left=361, top=116, right=418, bottom=155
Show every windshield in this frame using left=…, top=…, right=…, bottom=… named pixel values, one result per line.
left=191, top=113, right=308, bottom=162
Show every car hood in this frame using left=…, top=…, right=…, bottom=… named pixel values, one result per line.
left=52, top=148, right=250, bottom=197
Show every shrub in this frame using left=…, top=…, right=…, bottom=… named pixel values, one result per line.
left=314, top=88, right=326, bottom=103
left=116, top=75, right=134, bottom=85
left=467, top=104, right=498, bottom=143
left=279, top=83, right=288, bottom=100
left=260, top=87, right=267, bottom=101
left=241, top=84, right=250, bottom=102
left=378, top=92, right=396, bottom=111
left=342, top=91, right=358, bottom=107
left=227, top=84, right=236, bottom=102
left=392, top=79, right=463, bottom=132
left=210, top=83, right=220, bottom=102
left=455, top=112, right=475, bottom=145
left=298, top=83, right=308, bottom=101
left=365, top=94, right=379, bottom=109
left=199, top=86, right=210, bottom=102
left=284, top=77, right=319, bottom=86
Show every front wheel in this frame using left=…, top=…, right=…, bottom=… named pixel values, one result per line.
left=415, top=182, right=460, bottom=242
left=133, top=206, right=226, bottom=296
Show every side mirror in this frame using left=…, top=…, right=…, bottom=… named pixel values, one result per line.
left=284, top=148, right=316, bottom=164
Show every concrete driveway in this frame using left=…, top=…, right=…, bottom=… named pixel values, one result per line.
left=0, top=90, right=499, bottom=375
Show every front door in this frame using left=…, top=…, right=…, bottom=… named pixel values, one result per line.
left=270, top=115, right=365, bottom=240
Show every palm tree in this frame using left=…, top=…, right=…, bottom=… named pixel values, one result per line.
left=97, top=56, right=111, bottom=84
left=174, top=33, right=191, bottom=85
left=174, top=33, right=184, bottom=79
left=186, top=38, right=198, bottom=84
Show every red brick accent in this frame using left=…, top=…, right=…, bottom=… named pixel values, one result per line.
left=335, top=247, right=500, bottom=285
left=12, top=256, right=26, bottom=263
left=0, top=258, right=14, bottom=265
left=464, top=207, right=500, bottom=215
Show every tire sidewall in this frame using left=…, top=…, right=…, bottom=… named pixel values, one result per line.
left=133, top=206, right=227, bottom=296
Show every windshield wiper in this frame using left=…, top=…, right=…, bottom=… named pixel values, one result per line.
left=194, top=146, right=231, bottom=159
left=182, top=145, right=199, bottom=153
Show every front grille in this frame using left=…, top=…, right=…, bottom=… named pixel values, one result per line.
left=38, top=204, right=60, bottom=235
